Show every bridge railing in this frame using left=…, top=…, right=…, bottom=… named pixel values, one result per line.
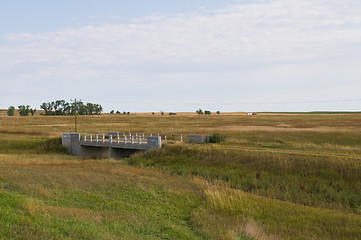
left=80, top=133, right=148, bottom=145
left=79, top=132, right=186, bottom=145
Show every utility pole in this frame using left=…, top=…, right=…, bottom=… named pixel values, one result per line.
left=74, top=98, right=77, bottom=133
left=71, top=98, right=78, bottom=133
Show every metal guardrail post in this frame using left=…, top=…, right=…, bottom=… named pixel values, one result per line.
left=96, top=134, right=98, bottom=142
left=131, top=136, right=134, bottom=144
left=110, top=135, right=112, bottom=143
left=124, top=136, right=127, bottom=144
left=102, top=134, right=105, bottom=142
left=180, top=134, right=183, bottom=142
left=138, top=136, right=141, bottom=145
left=84, top=135, right=87, bottom=141
left=90, top=134, right=93, bottom=142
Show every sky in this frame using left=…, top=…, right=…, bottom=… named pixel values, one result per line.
left=1, top=0, right=361, bottom=112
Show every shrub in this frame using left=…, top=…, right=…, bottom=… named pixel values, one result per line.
left=30, top=108, right=36, bottom=116
left=196, top=109, right=204, bottom=114
left=36, top=138, right=68, bottom=154
left=205, top=110, right=211, bottom=115
left=7, top=106, right=15, bottom=116
left=208, top=133, right=226, bottom=143
left=18, top=105, right=31, bottom=116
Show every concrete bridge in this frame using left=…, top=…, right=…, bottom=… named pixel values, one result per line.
left=62, top=132, right=162, bottom=159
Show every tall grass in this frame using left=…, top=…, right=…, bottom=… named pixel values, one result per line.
left=0, top=159, right=207, bottom=239
left=196, top=179, right=361, bottom=240
left=0, top=134, right=67, bottom=154
left=128, top=145, right=361, bottom=213
left=2, top=113, right=361, bottom=239
left=225, top=130, right=361, bottom=153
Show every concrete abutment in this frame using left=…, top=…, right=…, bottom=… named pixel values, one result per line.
left=62, top=133, right=161, bottom=159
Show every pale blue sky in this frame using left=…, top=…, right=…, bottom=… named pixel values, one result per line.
left=1, top=0, right=361, bottom=112
left=0, top=0, right=230, bottom=34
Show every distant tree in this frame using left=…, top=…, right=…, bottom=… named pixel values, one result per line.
left=123, top=111, right=126, bottom=115
left=196, top=109, right=204, bottom=115
left=86, top=103, right=95, bottom=115
left=204, top=110, right=211, bottom=115
left=116, top=111, right=120, bottom=114
left=30, top=108, right=36, bottom=116
left=110, top=110, right=114, bottom=114
left=76, top=101, right=87, bottom=115
left=18, top=105, right=31, bottom=116
left=152, top=112, right=155, bottom=115
left=92, top=104, right=103, bottom=115
left=127, top=112, right=130, bottom=115
left=7, top=106, right=15, bottom=116
left=216, top=111, right=220, bottom=115
left=54, top=100, right=66, bottom=115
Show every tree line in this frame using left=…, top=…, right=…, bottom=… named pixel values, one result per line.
left=6, top=100, right=103, bottom=116
left=40, top=100, right=102, bottom=115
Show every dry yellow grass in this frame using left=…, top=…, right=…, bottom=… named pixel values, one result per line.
left=193, top=178, right=361, bottom=240
left=1, top=112, right=361, bottom=137
left=2, top=112, right=361, bottom=239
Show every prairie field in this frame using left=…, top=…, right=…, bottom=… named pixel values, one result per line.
left=1, top=112, right=361, bottom=239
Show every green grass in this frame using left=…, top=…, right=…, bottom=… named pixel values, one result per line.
left=225, top=130, right=361, bottom=150
left=2, top=113, right=361, bottom=239
left=200, top=180, right=361, bottom=240
left=127, top=145, right=361, bottom=214
left=0, top=134, right=67, bottom=154
left=0, top=159, right=206, bottom=240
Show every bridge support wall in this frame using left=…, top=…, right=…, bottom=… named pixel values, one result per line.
left=62, top=133, right=81, bottom=155
left=62, top=133, right=161, bottom=159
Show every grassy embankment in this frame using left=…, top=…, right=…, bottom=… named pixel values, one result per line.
left=1, top=113, right=361, bottom=239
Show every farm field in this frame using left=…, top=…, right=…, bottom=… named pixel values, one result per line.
left=1, top=112, right=361, bottom=239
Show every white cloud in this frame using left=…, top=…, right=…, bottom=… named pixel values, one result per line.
left=1, top=0, right=361, bottom=111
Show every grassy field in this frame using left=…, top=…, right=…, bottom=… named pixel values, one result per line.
left=1, top=112, right=361, bottom=239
